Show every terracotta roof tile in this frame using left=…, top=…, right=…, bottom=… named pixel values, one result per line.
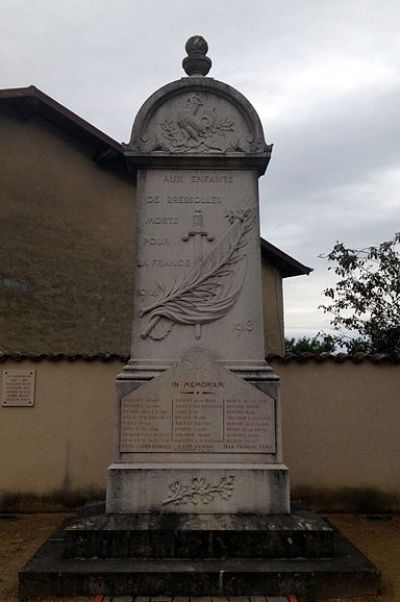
left=0, top=85, right=124, bottom=166
left=267, top=352, right=400, bottom=364
left=260, top=238, right=312, bottom=277
left=0, top=352, right=128, bottom=363
left=1, top=351, right=399, bottom=364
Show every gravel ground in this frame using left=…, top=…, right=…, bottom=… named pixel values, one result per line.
left=0, top=513, right=398, bottom=602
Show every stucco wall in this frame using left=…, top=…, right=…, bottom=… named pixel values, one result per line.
left=1, top=359, right=399, bottom=511
left=271, top=358, right=400, bottom=511
left=0, top=110, right=136, bottom=354
left=0, top=361, right=117, bottom=498
left=261, top=262, right=285, bottom=356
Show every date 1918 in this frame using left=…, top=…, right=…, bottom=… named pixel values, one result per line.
left=233, top=320, right=254, bottom=337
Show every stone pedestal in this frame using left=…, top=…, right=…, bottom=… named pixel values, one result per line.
left=19, top=503, right=380, bottom=601
left=106, top=347, right=289, bottom=515
left=107, top=463, right=289, bottom=514
left=64, top=510, right=333, bottom=560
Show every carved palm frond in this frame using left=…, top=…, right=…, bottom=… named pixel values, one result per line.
left=140, top=208, right=255, bottom=339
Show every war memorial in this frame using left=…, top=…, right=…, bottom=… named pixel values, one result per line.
left=19, top=37, right=379, bottom=601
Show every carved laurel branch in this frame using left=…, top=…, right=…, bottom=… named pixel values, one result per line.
left=162, top=475, right=235, bottom=506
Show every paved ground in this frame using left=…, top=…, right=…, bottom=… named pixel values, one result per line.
left=90, top=596, right=298, bottom=602
left=0, top=513, right=398, bottom=602
left=91, top=597, right=299, bottom=601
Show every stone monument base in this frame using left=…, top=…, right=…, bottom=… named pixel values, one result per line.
left=63, top=509, right=333, bottom=559
left=19, top=503, right=380, bottom=601
left=106, top=463, right=290, bottom=514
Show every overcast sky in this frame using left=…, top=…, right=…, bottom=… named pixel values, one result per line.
left=1, top=0, right=399, bottom=340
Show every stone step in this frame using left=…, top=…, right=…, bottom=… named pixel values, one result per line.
left=94, top=592, right=298, bottom=600
left=64, top=511, right=334, bottom=559
left=19, top=527, right=379, bottom=601
left=98, top=595, right=299, bottom=602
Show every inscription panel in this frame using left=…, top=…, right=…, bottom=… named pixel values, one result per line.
left=121, top=396, right=172, bottom=451
left=120, top=349, right=276, bottom=454
left=132, top=168, right=265, bottom=362
left=224, top=398, right=273, bottom=451
left=2, top=370, right=35, bottom=407
left=173, top=394, right=223, bottom=452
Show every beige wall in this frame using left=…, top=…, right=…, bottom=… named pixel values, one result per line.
left=0, top=361, right=118, bottom=500
left=1, top=359, right=399, bottom=511
left=271, top=358, right=400, bottom=511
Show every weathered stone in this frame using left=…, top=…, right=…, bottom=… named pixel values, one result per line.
left=106, top=463, right=289, bottom=515
left=64, top=510, right=333, bottom=559
left=119, top=352, right=277, bottom=456
left=19, top=518, right=380, bottom=601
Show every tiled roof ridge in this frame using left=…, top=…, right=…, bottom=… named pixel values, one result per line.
left=0, top=351, right=129, bottom=363
left=0, top=351, right=399, bottom=364
left=267, top=351, right=400, bottom=364
left=0, top=85, right=124, bottom=166
left=260, top=238, right=312, bottom=278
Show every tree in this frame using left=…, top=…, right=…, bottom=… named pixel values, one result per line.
left=319, top=233, right=400, bottom=355
left=285, top=334, right=336, bottom=354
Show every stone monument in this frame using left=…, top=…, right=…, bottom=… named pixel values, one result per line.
left=106, top=34, right=289, bottom=516
left=20, top=37, right=380, bottom=601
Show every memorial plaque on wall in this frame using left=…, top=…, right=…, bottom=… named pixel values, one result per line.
left=120, top=349, right=275, bottom=454
left=2, top=370, right=35, bottom=407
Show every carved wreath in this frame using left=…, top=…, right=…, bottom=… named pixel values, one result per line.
left=140, top=208, right=255, bottom=340
left=162, top=475, right=235, bottom=506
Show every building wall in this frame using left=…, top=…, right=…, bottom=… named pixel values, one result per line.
left=1, top=359, right=399, bottom=511
left=262, top=262, right=285, bottom=356
left=0, top=110, right=136, bottom=355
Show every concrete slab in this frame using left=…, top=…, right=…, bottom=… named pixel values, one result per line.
left=64, top=510, right=333, bottom=559
left=95, top=596, right=297, bottom=602
left=19, top=522, right=379, bottom=601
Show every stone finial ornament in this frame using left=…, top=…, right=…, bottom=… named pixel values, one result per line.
left=182, top=35, right=212, bottom=76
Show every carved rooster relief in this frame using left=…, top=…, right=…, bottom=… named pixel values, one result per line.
left=156, top=95, right=240, bottom=153
left=176, top=95, right=206, bottom=145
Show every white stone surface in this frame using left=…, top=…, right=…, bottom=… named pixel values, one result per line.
left=106, top=463, right=290, bottom=514
left=129, top=79, right=269, bottom=157
left=135, top=90, right=253, bottom=154
left=131, top=168, right=265, bottom=368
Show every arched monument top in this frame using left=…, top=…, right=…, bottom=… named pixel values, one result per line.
left=125, top=37, right=272, bottom=173
left=128, top=77, right=272, bottom=161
